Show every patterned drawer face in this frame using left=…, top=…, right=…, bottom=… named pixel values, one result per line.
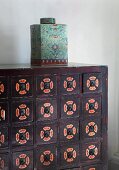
left=60, top=143, right=79, bottom=169
left=0, top=153, right=9, bottom=170
left=36, top=145, right=57, bottom=170
left=0, top=77, right=8, bottom=99
left=13, top=150, right=33, bottom=170
left=36, top=98, right=57, bottom=121
left=11, top=76, right=33, bottom=97
left=60, top=119, right=79, bottom=142
left=81, top=142, right=101, bottom=162
left=36, top=122, right=57, bottom=145
left=11, top=100, right=33, bottom=123
left=61, top=95, right=80, bottom=118
left=0, top=127, right=8, bottom=148
left=36, top=75, right=57, bottom=96
left=82, top=96, right=101, bottom=117
left=12, top=125, right=33, bottom=147
left=83, top=73, right=102, bottom=93
left=0, top=102, right=8, bottom=124
left=81, top=118, right=101, bottom=139
left=83, top=164, right=101, bottom=170
left=61, top=74, right=80, bottom=94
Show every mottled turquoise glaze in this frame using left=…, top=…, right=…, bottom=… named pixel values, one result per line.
left=30, top=18, right=68, bottom=65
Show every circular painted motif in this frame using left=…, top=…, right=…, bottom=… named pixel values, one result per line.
left=86, top=99, right=98, bottom=114
left=64, top=148, right=77, bottom=163
left=86, top=122, right=98, bottom=137
left=16, top=129, right=30, bottom=145
left=0, top=132, right=5, bottom=146
left=40, top=150, right=54, bottom=166
left=0, top=83, right=4, bottom=95
left=0, top=157, right=4, bottom=169
left=16, top=154, right=30, bottom=169
left=0, top=106, right=5, bottom=122
left=16, top=104, right=30, bottom=121
left=16, top=79, right=30, bottom=95
left=64, top=124, right=77, bottom=140
left=64, top=101, right=76, bottom=116
left=40, top=103, right=54, bottom=118
left=86, top=76, right=99, bottom=91
left=86, top=145, right=98, bottom=160
left=40, top=78, right=53, bottom=94
left=40, top=126, right=53, bottom=142
left=63, top=77, right=76, bottom=92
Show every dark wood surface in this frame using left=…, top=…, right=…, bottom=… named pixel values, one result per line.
left=0, top=63, right=108, bottom=170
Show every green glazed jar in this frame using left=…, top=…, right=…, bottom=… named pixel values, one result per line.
left=30, top=18, right=68, bottom=65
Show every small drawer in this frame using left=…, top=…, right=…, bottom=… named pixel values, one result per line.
left=36, top=144, right=57, bottom=170
left=12, top=125, right=33, bottom=147
left=61, top=95, right=80, bottom=118
left=60, top=119, right=79, bottom=142
left=11, top=76, right=33, bottom=97
left=82, top=96, right=101, bottom=117
left=0, top=126, right=8, bottom=149
left=12, top=150, right=33, bottom=170
left=83, top=73, right=102, bottom=93
left=36, top=75, right=57, bottom=96
left=81, top=141, right=101, bottom=162
left=0, top=153, right=9, bottom=170
left=36, top=98, right=57, bottom=121
left=0, top=102, right=9, bottom=124
left=60, top=74, right=80, bottom=94
left=81, top=118, right=101, bottom=139
left=60, top=143, right=79, bottom=169
left=36, top=122, right=57, bottom=145
left=0, top=76, right=8, bottom=99
left=11, top=100, right=33, bottom=123
left=83, top=164, right=101, bottom=170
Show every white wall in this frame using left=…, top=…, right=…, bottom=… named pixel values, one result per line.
left=0, top=0, right=119, bottom=159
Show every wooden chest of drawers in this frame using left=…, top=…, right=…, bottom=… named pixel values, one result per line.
left=0, top=63, right=108, bottom=170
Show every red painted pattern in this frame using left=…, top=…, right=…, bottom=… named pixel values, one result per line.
left=40, top=150, right=54, bottom=166
left=0, top=83, right=4, bottom=94
left=0, top=158, right=4, bottom=169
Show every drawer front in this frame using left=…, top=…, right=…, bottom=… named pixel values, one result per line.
left=11, top=100, right=33, bottom=123
left=36, top=98, right=57, bottom=121
left=36, top=145, right=57, bottom=170
left=0, top=126, right=8, bottom=148
left=36, top=75, right=57, bottom=96
left=83, top=164, right=101, bottom=170
left=0, top=153, right=9, bottom=170
left=61, top=95, right=80, bottom=118
left=60, top=119, right=79, bottom=142
left=13, top=150, right=33, bottom=170
left=60, top=143, right=79, bottom=169
left=0, top=102, right=8, bottom=124
left=12, top=125, right=33, bottom=147
left=60, top=74, right=80, bottom=94
left=11, top=76, right=33, bottom=97
left=83, top=73, right=102, bottom=93
left=81, top=142, right=101, bottom=162
left=82, top=96, right=101, bottom=117
left=81, top=118, right=101, bottom=139
left=36, top=122, right=57, bottom=145
left=0, top=77, right=8, bottom=99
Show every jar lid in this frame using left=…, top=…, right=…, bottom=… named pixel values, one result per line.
left=40, top=18, right=56, bottom=24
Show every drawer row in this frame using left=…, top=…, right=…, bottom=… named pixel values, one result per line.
left=0, top=142, right=102, bottom=170
left=0, top=96, right=101, bottom=124
left=0, top=72, right=102, bottom=98
left=0, top=118, right=102, bottom=148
